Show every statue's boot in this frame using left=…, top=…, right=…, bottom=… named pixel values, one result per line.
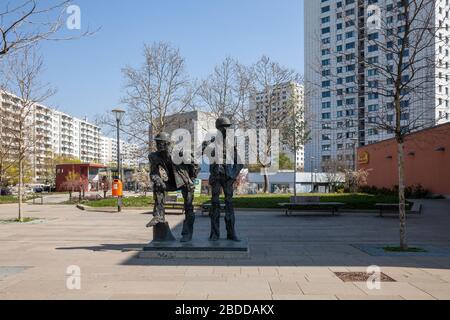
left=209, top=204, right=221, bottom=241
left=146, top=215, right=165, bottom=228
left=180, top=211, right=195, bottom=243
left=225, top=215, right=240, bottom=242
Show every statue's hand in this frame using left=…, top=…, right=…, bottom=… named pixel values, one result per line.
left=152, top=177, right=166, bottom=190
left=156, top=181, right=166, bottom=189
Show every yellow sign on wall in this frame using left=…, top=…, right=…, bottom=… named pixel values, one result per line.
left=358, top=151, right=370, bottom=165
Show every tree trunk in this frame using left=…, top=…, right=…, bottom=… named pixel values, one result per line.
left=18, top=158, right=23, bottom=222
left=263, top=167, right=270, bottom=193
left=397, top=141, right=408, bottom=250
left=0, top=160, right=3, bottom=191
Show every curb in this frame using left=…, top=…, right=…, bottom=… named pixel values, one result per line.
left=74, top=204, right=417, bottom=215
left=75, top=204, right=182, bottom=215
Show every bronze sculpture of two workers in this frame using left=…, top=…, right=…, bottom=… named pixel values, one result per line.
left=146, top=117, right=242, bottom=243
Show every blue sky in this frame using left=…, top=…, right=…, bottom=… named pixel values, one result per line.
left=40, top=0, right=304, bottom=120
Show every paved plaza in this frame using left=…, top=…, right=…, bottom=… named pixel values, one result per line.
left=1, top=200, right=450, bottom=300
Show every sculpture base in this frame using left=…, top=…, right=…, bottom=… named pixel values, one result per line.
left=139, top=239, right=250, bottom=259
left=153, top=222, right=176, bottom=242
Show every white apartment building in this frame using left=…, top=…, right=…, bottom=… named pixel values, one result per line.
left=0, top=90, right=101, bottom=182
left=304, top=0, right=450, bottom=171
left=100, top=136, right=115, bottom=166
left=250, top=82, right=306, bottom=171
left=99, top=136, right=140, bottom=168
left=51, top=112, right=101, bottom=163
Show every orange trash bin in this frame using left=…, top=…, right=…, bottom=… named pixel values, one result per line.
left=112, top=179, right=123, bottom=197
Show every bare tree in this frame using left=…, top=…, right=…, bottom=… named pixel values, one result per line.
left=0, top=46, right=54, bottom=221
left=309, top=0, right=450, bottom=250
left=249, top=56, right=301, bottom=193
left=281, top=93, right=311, bottom=163
left=322, top=159, right=347, bottom=193
left=132, top=167, right=151, bottom=196
left=110, top=42, right=196, bottom=154
left=280, top=83, right=313, bottom=196
left=344, top=169, right=370, bottom=194
left=199, top=57, right=252, bottom=125
left=0, top=0, right=96, bottom=58
left=62, top=171, right=81, bottom=202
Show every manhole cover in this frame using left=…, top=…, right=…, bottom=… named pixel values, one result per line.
left=334, top=272, right=396, bottom=282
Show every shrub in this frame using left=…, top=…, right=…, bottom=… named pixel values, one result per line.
left=408, top=184, right=430, bottom=199
left=359, top=184, right=430, bottom=199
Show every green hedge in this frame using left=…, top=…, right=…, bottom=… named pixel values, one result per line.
left=78, top=193, right=410, bottom=210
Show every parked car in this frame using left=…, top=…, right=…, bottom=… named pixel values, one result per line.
left=0, top=187, right=12, bottom=196
left=33, top=187, right=44, bottom=193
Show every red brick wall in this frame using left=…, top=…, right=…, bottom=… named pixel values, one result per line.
left=358, top=123, right=450, bottom=196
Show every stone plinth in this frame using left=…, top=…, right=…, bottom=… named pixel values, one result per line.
left=153, top=222, right=176, bottom=242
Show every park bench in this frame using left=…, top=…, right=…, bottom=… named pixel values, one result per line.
left=279, top=196, right=345, bottom=216
left=165, top=195, right=185, bottom=215
left=279, top=202, right=346, bottom=216
left=375, top=202, right=423, bottom=217
left=201, top=202, right=226, bottom=216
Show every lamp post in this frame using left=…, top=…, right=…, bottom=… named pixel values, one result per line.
left=310, top=156, right=315, bottom=193
left=112, top=108, right=125, bottom=212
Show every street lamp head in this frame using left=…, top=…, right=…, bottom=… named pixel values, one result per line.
left=112, top=109, right=126, bottom=122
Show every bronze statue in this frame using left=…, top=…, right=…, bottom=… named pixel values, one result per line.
left=206, top=117, right=243, bottom=242
left=146, top=132, right=199, bottom=243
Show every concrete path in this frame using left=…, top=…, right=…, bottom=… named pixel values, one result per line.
left=0, top=200, right=450, bottom=300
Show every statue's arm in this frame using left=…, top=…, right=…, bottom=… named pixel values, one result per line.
left=190, top=153, right=200, bottom=178
left=148, top=154, right=164, bottom=186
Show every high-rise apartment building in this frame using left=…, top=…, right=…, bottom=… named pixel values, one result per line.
left=250, top=82, right=305, bottom=171
left=0, top=90, right=101, bottom=182
left=99, top=136, right=140, bottom=168
left=304, top=0, right=450, bottom=171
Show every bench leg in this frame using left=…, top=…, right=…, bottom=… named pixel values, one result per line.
left=333, top=207, right=339, bottom=216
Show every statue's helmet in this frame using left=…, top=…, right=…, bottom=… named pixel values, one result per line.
left=154, top=132, right=172, bottom=143
left=215, top=117, right=232, bottom=130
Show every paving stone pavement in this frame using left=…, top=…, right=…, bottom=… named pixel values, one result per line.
left=0, top=200, right=450, bottom=300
